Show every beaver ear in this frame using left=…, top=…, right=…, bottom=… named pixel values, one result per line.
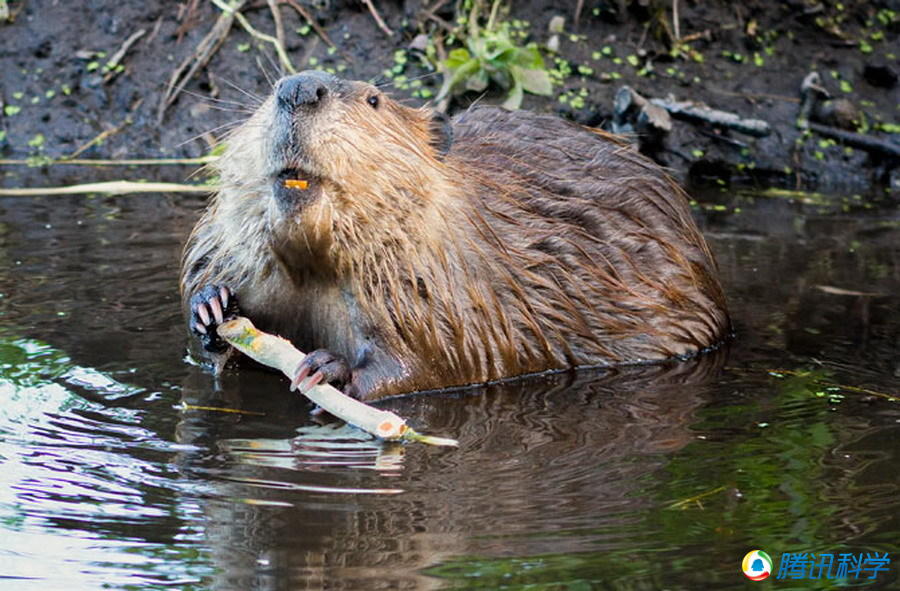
left=429, top=112, right=454, bottom=158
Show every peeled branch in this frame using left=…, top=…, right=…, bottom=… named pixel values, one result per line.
left=217, top=317, right=458, bottom=447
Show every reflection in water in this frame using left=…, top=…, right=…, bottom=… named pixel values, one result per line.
left=171, top=354, right=723, bottom=590
left=0, top=192, right=897, bottom=589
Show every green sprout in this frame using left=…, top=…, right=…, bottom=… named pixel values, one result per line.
left=436, top=1, right=551, bottom=109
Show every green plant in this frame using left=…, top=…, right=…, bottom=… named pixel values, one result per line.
left=436, top=1, right=551, bottom=110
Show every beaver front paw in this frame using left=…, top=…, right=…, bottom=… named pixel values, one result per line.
left=189, top=285, right=240, bottom=353
left=290, top=349, right=357, bottom=397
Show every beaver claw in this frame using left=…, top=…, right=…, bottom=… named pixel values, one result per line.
left=290, top=349, right=355, bottom=397
left=190, top=285, right=240, bottom=353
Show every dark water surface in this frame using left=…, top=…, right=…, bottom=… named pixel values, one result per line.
left=0, top=189, right=897, bottom=590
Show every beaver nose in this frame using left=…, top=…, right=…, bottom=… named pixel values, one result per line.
left=276, top=72, right=331, bottom=110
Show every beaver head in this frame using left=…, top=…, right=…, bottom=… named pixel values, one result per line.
left=217, top=71, right=455, bottom=275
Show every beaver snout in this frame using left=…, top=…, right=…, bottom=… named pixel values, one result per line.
left=276, top=71, right=339, bottom=112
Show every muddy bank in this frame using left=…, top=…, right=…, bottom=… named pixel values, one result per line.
left=0, top=0, right=897, bottom=196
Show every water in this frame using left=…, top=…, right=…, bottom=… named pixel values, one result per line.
left=0, top=189, right=897, bottom=590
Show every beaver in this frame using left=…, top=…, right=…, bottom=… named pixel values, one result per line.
left=180, top=71, right=730, bottom=400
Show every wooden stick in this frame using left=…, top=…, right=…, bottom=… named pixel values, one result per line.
left=103, top=28, right=147, bottom=84
left=0, top=181, right=214, bottom=196
left=217, top=317, right=458, bottom=446
left=0, top=156, right=218, bottom=166
left=651, top=97, right=771, bottom=137
left=808, top=122, right=900, bottom=159
left=672, top=0, right=681, bottom=41
left=266, top=0, right=285, bottom=51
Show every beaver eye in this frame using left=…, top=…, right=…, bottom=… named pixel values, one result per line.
left=367, top=95, right=379, bottom=109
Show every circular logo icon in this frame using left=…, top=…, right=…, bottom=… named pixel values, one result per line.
left=742, top=550, right=773, bottom=581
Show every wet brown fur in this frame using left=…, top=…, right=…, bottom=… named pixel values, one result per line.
left=181, top=75, right=730, bottom=400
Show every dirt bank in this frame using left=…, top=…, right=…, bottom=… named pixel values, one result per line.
left=1, top=0, right=897, bottom=195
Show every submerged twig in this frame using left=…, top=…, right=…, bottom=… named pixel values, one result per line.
left=217, top=317, right=458, bottom=446
left=180, top=402, right=266, bottom=416
left=727, top=366, right=900, bottom=403
left=0, top=181, right=214, bottom=196
left=667, top=486, right=727, bottom=510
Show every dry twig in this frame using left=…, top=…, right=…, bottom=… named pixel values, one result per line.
left=361, top=0, right=394, bottom=37
left=0, top=156, right=218, bottom=166
left=0, top=181, right=213, bottom=196
left=266, top=0, right=285, bottom=50
left=67, top=99, right=143, bottom=159
left=103, top=28, right=147, bottom=84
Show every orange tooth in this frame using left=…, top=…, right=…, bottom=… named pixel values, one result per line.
left=283, top=179, right=309, bottom=190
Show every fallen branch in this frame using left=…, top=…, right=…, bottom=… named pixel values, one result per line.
left=103, top=28, right=147, bottom=84
left=651, top=97, right=771, bottom=137
left=266, top=0, right=285, bottom=50
left=361, top=0, right=394, bottom=37
left=217, top=316, right=458, bottom=446
left=808, top=122, right=900, bottom=159
left=0, top=181, right=214, bottom=196
left=0, top=156, right=218, bottom=166
left=666, top=485, right=726, bottom=510
left=612, top=86, right=672, bottom=137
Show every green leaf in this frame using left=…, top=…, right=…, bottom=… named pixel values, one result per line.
left=487, top=65, right=513, bottom=90
left=511, top=45, right=544, bottom=69
left=465, top=67, right=489, bottom=92
left=502, top=75, right=524, bottom=110
left=436, top=58, right=481, bottom=102
left=482, top=35, right=514, bottom=60
left=516, top=66, right=553, bottom=96
left=445, top=48, right=471, bottom=70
